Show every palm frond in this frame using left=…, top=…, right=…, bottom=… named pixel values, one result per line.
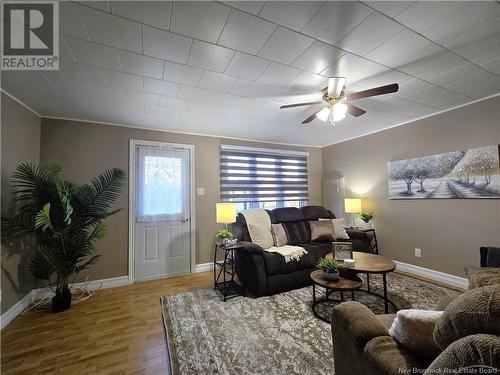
left=73, top=168, right=126, bottom=218
left=47, top=163, right=74, bottom=225
left=34, top=203, right=53, bottom=232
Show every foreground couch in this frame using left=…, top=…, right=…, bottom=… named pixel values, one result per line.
left=332, top=284, right=500, bottom=375
left=232, top=205, right=371, bottom=297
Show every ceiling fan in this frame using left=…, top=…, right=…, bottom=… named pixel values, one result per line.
left=280, top=77, right=399, bottom=126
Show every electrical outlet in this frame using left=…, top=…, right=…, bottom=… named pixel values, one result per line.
left=197, top=187, right=205, bottom=196
left=415, top=248, right=422, bottom=258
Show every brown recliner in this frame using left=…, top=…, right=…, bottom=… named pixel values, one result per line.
left=332, top=285, right=500, bottom=375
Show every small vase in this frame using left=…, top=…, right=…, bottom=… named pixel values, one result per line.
left=223, top=238, right=233, bottom=247
left=323, top=270, right=340, bottom=281
left=52, top=288, right=72, bottom=313
left=363, top=222, right=372, bottom=230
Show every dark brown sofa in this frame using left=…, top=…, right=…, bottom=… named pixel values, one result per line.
left=332, top=285, right=500, bottom=375
left=232, top=205, right=372, bottom=297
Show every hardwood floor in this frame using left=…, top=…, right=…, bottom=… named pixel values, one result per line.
left=1, top=271, right=213, bottom=375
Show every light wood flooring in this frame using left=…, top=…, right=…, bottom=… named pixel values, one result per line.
left=1, top=271, right=213, bottom=375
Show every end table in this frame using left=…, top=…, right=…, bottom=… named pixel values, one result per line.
left=213, top=243, right=246, bottom=301
left=350, top=228, right=379, bottom=254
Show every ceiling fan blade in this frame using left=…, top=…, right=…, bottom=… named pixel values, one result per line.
left=349, top=83, right=399, bottom=101
left=347, top=103, right=367, bottom=117
left=327, top=77, right=346, bottom=98
left=280, top=101, right=322, bottom=109
left=302, top=109, right=322, bottom=124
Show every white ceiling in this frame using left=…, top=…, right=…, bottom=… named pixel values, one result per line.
left=2, top=1, right=500, bottom=146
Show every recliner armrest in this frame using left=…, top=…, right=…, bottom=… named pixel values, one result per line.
left=238, top=241, right=264, bottom=254
left=345, top=228, right=367, bottom=240
left=332, top=301, right=389, bottom=347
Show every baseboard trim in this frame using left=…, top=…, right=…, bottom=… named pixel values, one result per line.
left=395, top=261, right=468, bottom=290
left=1, top=290, right=36, bottom=330
left=194, top=262, right=214, bottom=273
left=2, top=268, right=215, bottom=329
left=33, top=276, right=131, bottom=300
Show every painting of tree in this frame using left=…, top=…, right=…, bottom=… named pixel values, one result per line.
left=387, top=145, right=500, bottom=199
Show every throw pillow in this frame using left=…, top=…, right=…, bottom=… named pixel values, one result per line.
left=247, top=223, right=274, bottom=249
left=332, top=218, right=350, bottom=240
left=271, top=223, right=288, bottom=247
left=309, top=220, right=335, bottom=242
left=319, top=218, right=350, bottom=240
left=433, top=284, right=500, bottom=350
left=389, top=309, right=443, bottom=359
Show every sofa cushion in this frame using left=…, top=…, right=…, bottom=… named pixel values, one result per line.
left=469, top=267, right=500, bottom=289
left=433, top=285, right=500, bottom=350
left=281, top=221, right=310, bottom=245
left=261, top=242, right=331, bottom=276
left=425, top=334, right=500, bottom=374
left=301, top=205, right=335, bottom=220
left=271, top=223, right=288, bottom=247
left=247, top=223, right=274, bottom=249
left=309, top=220, right=335, bottom=242
left=271, top=207, right=304, bottom=223
left=389, top=309, right=443, bottom=359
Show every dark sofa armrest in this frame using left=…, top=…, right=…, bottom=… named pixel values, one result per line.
left=480, top=246, right=500, bottom=267
left=332, top=301, right=389, bottom=347
left=365, top=336, right=429, bottom=374
left=345, top=228, right=367, bottom=240
left=238, top=241, right=264, bottom=254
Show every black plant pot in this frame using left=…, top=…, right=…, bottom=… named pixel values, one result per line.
left=323, top=270, right=340, bottom=281
left=52, top=288, right=72, bottom=313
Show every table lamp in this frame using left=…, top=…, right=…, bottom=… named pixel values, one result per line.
left=216, top=203, right=236, bottom=229
left=344, top=198, right=361, bottom=228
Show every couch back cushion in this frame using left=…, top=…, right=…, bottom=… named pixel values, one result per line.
left=309, top=220, right=335, bottom=242
left=433, top=285, right=500, bottom=350
left=301, top=205, right=335, bottom=221
left=271, top=207, right=309, bottom=245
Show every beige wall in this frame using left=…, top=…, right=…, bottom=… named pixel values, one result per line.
left=40, top=119, right=322, bottom=281
left=322, top=95, right=500, bottom=277
left=1, top=93, right=41, bottom=314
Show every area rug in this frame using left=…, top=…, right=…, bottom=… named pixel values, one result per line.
left=161, top=272, right=460, bottom=375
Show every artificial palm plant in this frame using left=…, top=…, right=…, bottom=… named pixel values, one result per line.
left=2, top=163, right=126, bottom=312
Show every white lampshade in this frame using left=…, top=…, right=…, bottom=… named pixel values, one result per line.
left=316, top=107, right=330, bottom=121
left=216, top=203, right=236, bottom=224
left=332, top=103, right=347, bottom=122
left=344, top=198, right=362, bottom=214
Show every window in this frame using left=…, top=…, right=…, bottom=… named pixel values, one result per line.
left=220, top=145, right=308, bottom=211
left=136, top=146, right=189, bottom=222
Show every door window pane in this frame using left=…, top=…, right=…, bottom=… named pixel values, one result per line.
left=137, top=146, right=189, bottom=222
left=143, top=156, right=183, bottom=216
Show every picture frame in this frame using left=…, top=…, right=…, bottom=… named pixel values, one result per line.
left=333, top=242, right=353, bottom=261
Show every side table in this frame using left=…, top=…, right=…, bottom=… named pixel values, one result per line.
left=213, top=243, right=246, bottom=301
left=350, top=228, right=379, bottom=254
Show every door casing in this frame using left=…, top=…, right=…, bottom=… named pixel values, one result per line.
left=128, top=139, right=196, bottom=284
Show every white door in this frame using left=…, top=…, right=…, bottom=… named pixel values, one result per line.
left=134, top=143, right=192, bottom=281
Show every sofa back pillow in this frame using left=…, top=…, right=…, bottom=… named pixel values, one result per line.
left=319, top=218, right=350, bottom=240
left=309, top=220, right=335, bottom=242
left=433, top=285, right=500, bottom=350
left=389, top=309, right=443, bottom=359
left=247, top=223, right=274, bottom=249
left=271, top=223, right=288, bottom=247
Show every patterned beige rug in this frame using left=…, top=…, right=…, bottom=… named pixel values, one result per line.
left=161, top=272, right=460, bottom=375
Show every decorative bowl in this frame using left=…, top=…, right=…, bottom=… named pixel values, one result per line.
left=323, top=270, right=340, bottom=281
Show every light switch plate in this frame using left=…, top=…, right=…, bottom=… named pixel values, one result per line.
left=197, top=187, right=205, bottom=196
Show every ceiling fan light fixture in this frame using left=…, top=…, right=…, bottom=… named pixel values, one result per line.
left=316, top=107, right=330, bottom=121
left=331, top=102, right=348, bottom=122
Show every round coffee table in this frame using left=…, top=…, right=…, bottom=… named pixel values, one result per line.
left=310, top=269, right=362, bottom=323
left=326, top=252, right=397, bottom=313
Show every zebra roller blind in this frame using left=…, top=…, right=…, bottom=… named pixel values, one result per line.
left=220, top=145, right=309, bottom=208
